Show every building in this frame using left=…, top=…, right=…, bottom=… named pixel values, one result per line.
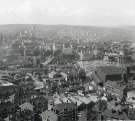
left=97, top=66, right=127, bottom=82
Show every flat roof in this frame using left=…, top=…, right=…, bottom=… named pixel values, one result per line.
left=77, top=60, right=125, bottom=72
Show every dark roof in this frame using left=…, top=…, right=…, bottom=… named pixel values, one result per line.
left=98, top=66, right=126, bottom=75
left=105, top=81, right=125, bottom=97
left=102, top=109, right=128, bottom=120
left=31, top=97, right=48, bottom=104
left=53, top=103, right=77, bottom=112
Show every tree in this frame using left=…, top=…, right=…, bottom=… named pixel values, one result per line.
left=54, top=49, right=62, bottom=57
left=78, top=69, right=86, bottom=82
left=68, top=69, right=78, bottom=81
left=33, top=47, right=40, bottom=56
left=87, top=102, right=98, bottom=121
left=33, top=113, right=42, bottom=121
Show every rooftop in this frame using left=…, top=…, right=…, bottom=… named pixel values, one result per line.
left=98, top=66, right=126, bottom=75
left=0, top=80, right=13, bottom=87
left=53, top=103, right=77, bottom=112
left=77, top=60, right=122, bottom=73
left=78, top=60, right=126, bottom=75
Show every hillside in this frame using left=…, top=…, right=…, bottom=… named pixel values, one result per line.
left=0, top=24, right=135, bottom=43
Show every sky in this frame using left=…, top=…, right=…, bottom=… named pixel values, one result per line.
left=0, top=0, right=135, bottom=26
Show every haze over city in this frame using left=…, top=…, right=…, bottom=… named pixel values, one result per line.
left=0, top=0, right=135, bottom=26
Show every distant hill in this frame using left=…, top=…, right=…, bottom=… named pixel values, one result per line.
left=0, top=24, right=135, bottom=43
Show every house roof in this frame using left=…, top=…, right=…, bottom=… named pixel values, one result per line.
left=53, top=103, right=77, bottom=112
